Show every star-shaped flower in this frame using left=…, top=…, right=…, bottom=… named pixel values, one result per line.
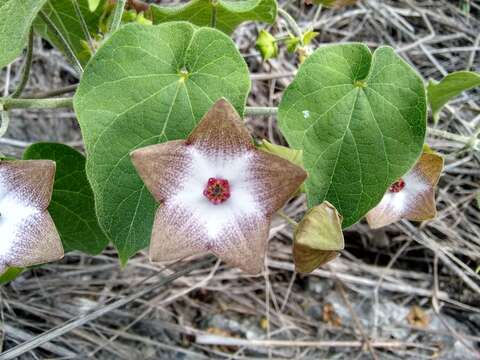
left=0, top=160, right=64, bottom=274
left=366, top=150, right=444, bottom=229
left=131, top=99, right=307, bottom=274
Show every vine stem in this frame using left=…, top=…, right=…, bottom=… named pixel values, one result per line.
left=0, top=100, right=476, bottom=148
left=278, top=7, right=303, bottom=39
left=38, top=10, right=83, bottom=75
left=0, top=97, right=73, bottom=110
left=109, top=0, right=127, bottom=35
left=427, top=127, right=479, bottom=149
left=11, top=29, right=34, bottom=99
left=0, top=255, right=215, bottom=360
left=245, top=106, right=479, bottom=149
left=277, top=210, right=298, bottom=227
left=211, top=0, right=218, bottom=28
left=0, top=106, right=10, bottom=138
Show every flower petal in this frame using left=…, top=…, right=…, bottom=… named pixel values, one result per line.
left=0, top=160, right=55, bottom=210
left=293, top=243, right=340, bottom=273
left=249, top=151, right=307, bottom=214
left=366, top=151, right=443, bottom=229
left=365, top=196, right=403, bottom=229
left=210, top=215, right=270, bottom=274
left=149, top=202, right=269, bottom=274
left=186, top=98, right=253, bottom=156
left=2, top=211, right=63, bottom=270
left=130, top=140, right=190, bottom=203
left=293, top=202, right=344, bottom=273
left=405, top=152, right=443, bottom=221
left=414, top=152, right=443, bottom=187
left=149, top=203, right=209, bottom=262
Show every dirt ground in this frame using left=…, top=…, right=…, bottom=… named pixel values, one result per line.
left=1, top=0, right=479, bottom=359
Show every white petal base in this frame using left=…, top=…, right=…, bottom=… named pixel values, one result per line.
left=170, top=147, right=264, bottom=239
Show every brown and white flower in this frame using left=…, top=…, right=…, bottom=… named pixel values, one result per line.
left=131, top=99, right=307, bottom=274
left=366, top=151, right=444, bottom=229
left=0, top=160, right=64, bottom=274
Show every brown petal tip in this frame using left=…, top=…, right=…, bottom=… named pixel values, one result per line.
left=366, top=148, right=444, bottom=229
left=186, top=99, right=252, bottom=154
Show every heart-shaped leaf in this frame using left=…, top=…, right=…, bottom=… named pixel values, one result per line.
left=74, top=22, right=251, bottom=263
left=23, top=142, right=109, bottom=254
left=34, top=0, right=105, bottom=67
left=279, top=44, right=426, bottom=227
left=427, top=71, right=480, bottom=122
left=149, top=0, right=278, bottom=35
left=0, top=0, right=47, bottom=68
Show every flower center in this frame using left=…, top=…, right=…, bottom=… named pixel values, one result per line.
left=389, top=179, right=406, bottom=193
left=203, top=177, right=231, bottom=205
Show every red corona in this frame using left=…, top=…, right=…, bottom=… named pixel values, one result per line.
left=389, top=179, right=406, bottom=193
left=203, top=177, right=231, bottom=205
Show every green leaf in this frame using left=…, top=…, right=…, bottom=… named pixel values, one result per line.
left=256, top=30, right=278, bottom=60
left=34, top=0, right=105, bottom=66
left=23, top=142, right=109, bottom=255
left=0, top=267, right=23, bottom=285
left=0, top=0, right=47, bottom=68
left=88, top=0, right=101, bottom=12
left=302, top=30, right=318, bottom=45
left=285, top=35, right=300, bottom=53
left=149, top=0, right=278, bottom=35
left=279, top=44, right=426, bottom=227
left=285, top=31, right=318, bottom=53
left=74, top=22, right=251, bottom=263
left=427, top=71, right=480, bottom=122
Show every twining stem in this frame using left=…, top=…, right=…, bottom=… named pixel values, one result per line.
left=0, top=106, right=10, bottom=138
left=11, top=29, right=34, bottom=99
left=38, top=10, right=83, bottom=75
left=428, top=128, right=479, bottom=150
left=0, top=97, right=73, bottom=110
left=0, top=99, right=476, bottom=148
left=109, top=0, right=127, bottom=35
left=29, top=84, right=78, bottom=99
left=278, top=8, right=303, bottom=39
left=278, top=210, right=299, bottom=227
left=211, top=0, right=218, bottom=28
left=245, top=106, right=279, bottom=117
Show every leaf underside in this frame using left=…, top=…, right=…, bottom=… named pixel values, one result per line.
left=74, top=22, right=251, bottom=263
left=279, top=43, right=426, bottom=227
left=149, top=0, right=278, bottom=34
left=0, top=0, right=47, bottom=68
left=23, top=142, right=109, bottom=255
